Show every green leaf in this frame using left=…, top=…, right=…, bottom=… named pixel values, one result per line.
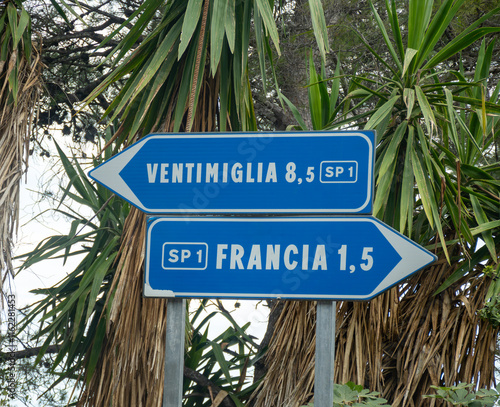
left=364, top=95, right=399, bottom=130
left=281, top=93, right=308, bottom=130
left=415, top=0, right=465, bottom=69
left=308, top=0, right=329, bottom=61
left=378, top=121, right=407, bottom=181
left=408, top=0, right=433, bottom=50
left=13, top=8, right=30, bottom=50
left=7, top=3, right=18, bottom=47
left=329, top=57, right=342, bottom=118
left=86, top=318, right=107, bottom=384
left=470, top=195, right=497, bottom=261
left=255, top=0, right=280, bottom=55
left=425, top=26, right=500, bottom=70
left=385, top=0, right=404, bottom=63
left=48, top=0, right=71, bottom=24
left=415, top=85, right=436, bottom=135
left=253, top=7, right=267, bottom=94
left=308, top=52, right=323, bottom=130
left=403, top=88, right=415, bottom=120
left=411, top=147, right=434, bottom=228
left=209, top=341, right=233, bottom=390
left=402, top=48, right=418, bottom=77
left=225, top=0, right=236, bottom=53
left=210, top=0, right=227, bottom=75
left=444, top=88, right=463, bottom=158
left=470, top=220, right=500, bottom=236
left=400, top=125, right=415, bottom=235
left=103, top=0, right=167, bottom=66
left=369, top=0, right=402, bottom=72
left=117, top=19, right=183, bottom=119
left=178, top=0, right=203, bottom=59
left=85, top=250, right=118, bottom=324
left=52, top=0, right=87, bottom=26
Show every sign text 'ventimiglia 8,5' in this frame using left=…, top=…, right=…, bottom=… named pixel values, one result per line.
left=89, top=131, right=375, bottom=214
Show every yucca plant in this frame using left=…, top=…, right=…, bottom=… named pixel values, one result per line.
left=0, top=0, right=42, bottom=298
left=20, top=1, right=330, bottom=406
left=255, top=1, right=500, bottom=407
left=184, top=300, right=265, bottom=407
left=17, top=139, right=129, bottom=390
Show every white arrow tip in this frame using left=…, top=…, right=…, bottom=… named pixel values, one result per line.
left=88, top=140, right=148, bottom=211
left=371, top=220, right=437, bottom=296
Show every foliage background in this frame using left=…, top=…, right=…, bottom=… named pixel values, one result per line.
left=0, top=0, right=499, bottom=406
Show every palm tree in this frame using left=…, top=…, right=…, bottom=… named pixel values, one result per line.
left=0, top=0, right=42, bottom=300
left=77, top=1, right=276, bottom=404
left=19, top=0, right=328, bottom=405
left=253, top=1, right=500, bottom=406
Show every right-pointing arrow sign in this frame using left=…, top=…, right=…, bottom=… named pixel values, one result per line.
left=144, top=216, right=437, bottom=300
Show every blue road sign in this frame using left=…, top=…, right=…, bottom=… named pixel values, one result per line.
left=144, top=217, right=436, bottom=300
left=88, top=131, right=375, bottom=214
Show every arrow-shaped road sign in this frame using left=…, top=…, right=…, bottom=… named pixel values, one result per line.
left=144, top=217, right=436, bottom=300
left=88, top=132, right=375, bottom=214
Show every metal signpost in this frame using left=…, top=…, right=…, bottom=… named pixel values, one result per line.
left=88, top=130, right=436, bottom=407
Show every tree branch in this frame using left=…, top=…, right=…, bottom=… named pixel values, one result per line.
left=0, top=344, right=61, bottom=361
left=183, top=366, right=237, bottom=407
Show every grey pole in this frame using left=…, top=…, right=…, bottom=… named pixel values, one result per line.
left=163, top=298, right=186, bottom=407
left=315, top=300, right=336, bottom=407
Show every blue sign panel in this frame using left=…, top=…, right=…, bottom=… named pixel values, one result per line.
left=88, top=131, right=375, bottom=214
left=144, top=217, right=436, bottom=300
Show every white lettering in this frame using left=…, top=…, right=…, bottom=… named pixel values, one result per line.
left=266, top=163, right=277, bottom=182
left=196, top=163, right=202, bottom=183
left=230, top=245, right=244, bottom=269
left=172, top=163, right=183, bottom=183
left=185, top=163, right=194, bottom=182
left=284, top=245, right=298, bottom=270
left=168, top=249, right=179, bottom=263
left=246, top=163, right=255, bottom=183
left=145, top=162, right=279, bottom=184
left=216, top=244, right=228, bottom=269
left=215, top=244, right=326, bottom=271
left=266, top=245, right=280, bottom=269
left=247, top=245, right=262, bottom=269
left=302, top=245, right=309, bottom=270
left=312, top=245, right=327, bottom=270
left=257, top=162, right=263, bottom=182
left=160, top=163, right=169, bottom=183
left=232, top=163, right=243, bottom=183
left=147, top=163, right=158, bottom=183
left=206, top=163, right=219, bottom=183
left=181, top=249, right=191, bottom=262
left=222, top=163, right=228, bottom=182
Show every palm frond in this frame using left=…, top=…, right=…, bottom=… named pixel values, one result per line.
left=0, top=2, right=42, bottom=297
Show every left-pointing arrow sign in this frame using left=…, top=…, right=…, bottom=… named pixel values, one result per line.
left=88, top=132, right=375, bottom=214
left=144, top=216, right=436, bottom=300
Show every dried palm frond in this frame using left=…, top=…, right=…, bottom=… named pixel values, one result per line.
left=250, top=301, right=317, bottom=407
left=0, top=2, right=42, bottom=297
left=78, top=69, right=219, bottom=406
left=253, top=251, right=499, bottom=407
left=78, top=207, right=167, bottom=406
